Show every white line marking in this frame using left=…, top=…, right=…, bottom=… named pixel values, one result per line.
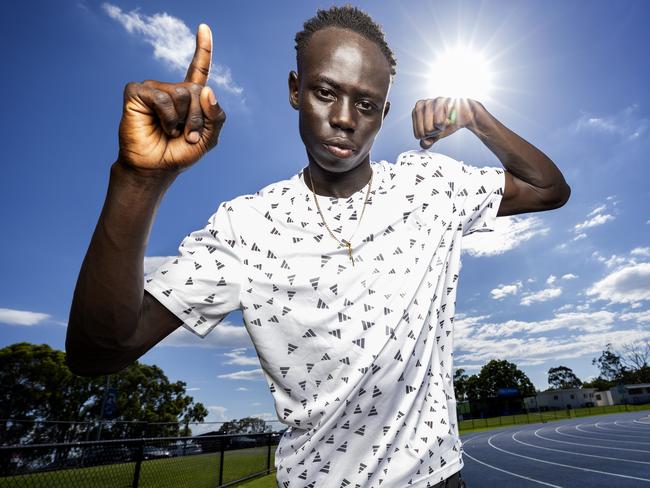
left=593, top=422, right=650, bottom=437
left=487, top=433, right=650, bottom=482
left=616, top=420, right=650, bottom=429
left=511, top=431, right=650, bottom=465
left=535, top=429, right=650, bottom=453
left=463, top=450, right=562, bottom=487
left=556, top=425, right=650, bottom=445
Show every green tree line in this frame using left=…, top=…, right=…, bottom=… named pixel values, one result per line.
left=0, top=342, right=208, bottom=445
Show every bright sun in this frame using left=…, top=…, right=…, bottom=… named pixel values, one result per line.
left=428, top=45, right=493, bottom=101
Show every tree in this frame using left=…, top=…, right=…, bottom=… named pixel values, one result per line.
left=464, top=360, right=536, bottom=417
left=475, top=360, right=536, bottom=399
left=592, top=344, right=625, bottom=382
left=453, top=368, right=469, bottom=402
left=216, top=416, right=271, bottom=435
left=547, top=366, right=583, bottom=389
left=0, top=343, right=207, bottom=444
left=590, top=342, right=650, bottom=389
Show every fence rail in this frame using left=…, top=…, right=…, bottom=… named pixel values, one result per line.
left=458, top=402, right=650, bottom=432
left=0, top=431, right=281, bottom=488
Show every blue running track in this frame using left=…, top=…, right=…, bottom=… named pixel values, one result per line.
left=460, top=411, right=650, bottom=487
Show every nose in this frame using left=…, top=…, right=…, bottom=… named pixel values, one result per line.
left=330, top=98, right=356, bottom=132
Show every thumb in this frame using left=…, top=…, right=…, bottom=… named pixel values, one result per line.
left=200, top=86, right=226, bottom=146
left=420, top=136, right=438, bottom=149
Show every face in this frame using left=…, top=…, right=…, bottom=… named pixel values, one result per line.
left=289, top=27, right=392, bottom=174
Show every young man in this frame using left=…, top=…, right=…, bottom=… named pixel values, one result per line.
left=66, top=6, right=569, bottom=488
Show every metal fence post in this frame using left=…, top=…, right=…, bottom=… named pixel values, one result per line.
left=218, top=436, right=225, bottom=486
left=266, top=432, right=272, bottom=473
left=132, top=438, right=144, bottom=488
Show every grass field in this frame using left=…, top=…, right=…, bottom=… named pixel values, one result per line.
left=1, top=445, right=276, bottom=488
left=458, top=403, right=650, bottom=433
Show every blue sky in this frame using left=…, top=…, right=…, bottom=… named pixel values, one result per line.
left=1, top=0, right=649, bottom=431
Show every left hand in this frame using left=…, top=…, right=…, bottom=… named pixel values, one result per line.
left=412, top=97, right=480, bottom=149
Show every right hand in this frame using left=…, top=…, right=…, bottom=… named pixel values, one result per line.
left=118, top=24, right=226, bottom=173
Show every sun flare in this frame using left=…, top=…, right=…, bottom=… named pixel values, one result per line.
left=428, top=45, right=493, bottom=101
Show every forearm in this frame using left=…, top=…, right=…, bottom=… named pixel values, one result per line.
left=66, top=161, right=177, bottom=369
left=467, top=101, right=569, bottom=195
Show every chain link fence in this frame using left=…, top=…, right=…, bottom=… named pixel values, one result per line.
left=0, top=431, right=281, bottom=488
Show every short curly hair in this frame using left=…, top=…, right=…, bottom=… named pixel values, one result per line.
left=295, top=4, right=397, bottom=77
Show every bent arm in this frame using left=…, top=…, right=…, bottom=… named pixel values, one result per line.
left=467, top=101, right=571, bottom=216
left=66, top=162, right=182, bottom=376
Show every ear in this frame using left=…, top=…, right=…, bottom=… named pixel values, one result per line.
left=382, top=101, right=391, bottom=120
left=288, top=70, right=299, bottom=110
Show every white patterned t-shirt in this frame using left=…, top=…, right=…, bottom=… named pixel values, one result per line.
left=144, top=149, right=505, bottom=487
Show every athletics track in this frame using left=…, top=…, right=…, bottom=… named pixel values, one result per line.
left=460, top=411, right=650, bottom=487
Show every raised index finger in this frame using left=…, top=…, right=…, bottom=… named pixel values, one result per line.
left=185, top=24, right=212, bottom=85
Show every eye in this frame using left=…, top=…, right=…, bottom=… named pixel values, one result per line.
left=315, top=88, right=334, bottom=100
left=356, top=100, right=376, bottom=112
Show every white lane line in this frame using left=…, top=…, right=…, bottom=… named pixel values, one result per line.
left=511, top=431, right=650, bottom=465
left=583, top=423, right=650, bottom=437
left=535, top=429, right=650, bottom=453
left=462, top=450, right=562, bottom=487
left=487, top=433, right=650, bottom=483
left=594, top=422, right=650, bottom=436
left=617, top=420, right=650, bottom=429
left=557, top=425, right=650, bottom=445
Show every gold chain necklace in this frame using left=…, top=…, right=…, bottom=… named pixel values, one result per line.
left=306, top=166, right=373, bottom=267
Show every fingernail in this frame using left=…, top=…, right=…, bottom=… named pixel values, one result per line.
left=188, top=131, right=200, bottom=143
left=207, top=88, right=217, bottom=106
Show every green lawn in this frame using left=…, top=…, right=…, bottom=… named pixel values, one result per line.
left=1, top=445, right=277, bottom=488
left=458, top=403, right=650, bottom=433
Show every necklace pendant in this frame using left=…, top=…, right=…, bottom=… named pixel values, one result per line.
left=342, top=240, right=354, bottom=266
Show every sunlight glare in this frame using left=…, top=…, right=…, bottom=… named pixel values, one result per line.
left=428, top=45, right=493, bottom=101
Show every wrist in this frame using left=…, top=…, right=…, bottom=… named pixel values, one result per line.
left=111, top=159, right=179, bottom=193
left=465, top=99, right=490, bottom=136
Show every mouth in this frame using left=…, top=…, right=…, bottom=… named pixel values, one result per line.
left=322, top=138, right=357, bottom=159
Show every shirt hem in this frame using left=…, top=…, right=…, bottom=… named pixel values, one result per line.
left=408, top=456, right=463, bottom=488
left=144, top=278, right=222, bottom=338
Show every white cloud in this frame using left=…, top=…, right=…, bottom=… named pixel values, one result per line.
left=455, top=311, right=650, bottom=367
left=490, top=281, right=523, bottom=300
left=250, top=412, right=277, bottom=421
left=587, top=262, right=650, bottom=304
left=185, top=387, right=201, bottom=392
left=520, top=287, right=562, bottom=306
left=591, top=251, right=638, bottom=269
left=102, top=3, right=243, bottom=95
left=207, top=405, right=228, bottom=421
left=463, top=215, right=549, bottom=257
left=572, top=104, right=648, bottom=142
left=587, top=204, right=607, bottom=217
left=561, top=273, right=578, bottom=280
left=223, top=348, right=260, bottom=366
left=217, top=368, right=265, bottom=381
left=620, top=310, right=650, bottom=323
left=574, top=213, right=615, bottom=232
left=0, top=308, right=51, bottom=326
left=546, top=275, right=557, bottom=285
left=573, top=233, right=587, bottom=241
left=631, top=247, right=650, bottom=257
left=144, top=256, right=174, bottom=276
left=159, top=320, right=250, bottom=348
left=236, top=387, right=249, bottom=391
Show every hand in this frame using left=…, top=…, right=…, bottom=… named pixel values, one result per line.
left=412, top=97, right=480, bottom=149
left=117, top=24, right=226, bottom=173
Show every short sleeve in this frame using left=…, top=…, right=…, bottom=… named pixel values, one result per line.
left=456, top=163, right=505, bottom=236
left=144, top=202, right=243, bottom=338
